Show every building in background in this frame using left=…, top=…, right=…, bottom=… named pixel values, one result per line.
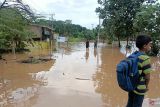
left=29, top=24, right=54, bottom=41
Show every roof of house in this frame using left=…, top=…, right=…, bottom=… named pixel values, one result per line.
left=30, top=24, right=55, bottom=31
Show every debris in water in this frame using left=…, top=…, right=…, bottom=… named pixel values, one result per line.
left=75, top=78, right=90, bottom=80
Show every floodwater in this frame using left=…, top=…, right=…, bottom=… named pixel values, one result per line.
left=0, top=42, right=160, bottom=107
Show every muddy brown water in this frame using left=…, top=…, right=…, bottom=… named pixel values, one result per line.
left=0, top=42, right=160, bottom=107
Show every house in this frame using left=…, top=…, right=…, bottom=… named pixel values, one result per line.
left=29, top=24, right=54, bottom=41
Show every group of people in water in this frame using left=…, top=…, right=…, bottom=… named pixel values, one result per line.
left=86, top=39, right=97, bottom=50
left=85, top=39, right=98, bottom=62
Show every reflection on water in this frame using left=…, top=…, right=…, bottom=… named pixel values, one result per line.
left=0, top=49, right=54, bottom=107
left=8, top=86, right=38, bottom=103
left=94, top=48, right=98, bottom=58
left=0, top=42, right=160, bottom=107
left=0, top=77, right=39, bottom=107
left=85, top=50, right=89, bottom=62
left=93, top=46, right=127, bottom=107
left=30, top=71, right=49, bottom=86
left=92, top=43, right=160, bottom=107
left=30, top=43, right=103, bottom=107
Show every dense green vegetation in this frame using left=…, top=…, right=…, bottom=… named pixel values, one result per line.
left=96, top=0, right=160, bottom=55
left=0, top=0, right=160, bottom=56
left=0, top=8, right=32, bottom=53
left=0, top=8, right=96, bottom=54
left=34, top=19, right=97, bottom=40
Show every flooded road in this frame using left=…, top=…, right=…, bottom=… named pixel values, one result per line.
left=0, top=42, right=160, bottom=107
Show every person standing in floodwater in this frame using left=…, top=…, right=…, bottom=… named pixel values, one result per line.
left=86, top=39, right=89, bottom=51
left=94, top=40, right=97, bottom=48
left=126, top=35, right=152, bottom=107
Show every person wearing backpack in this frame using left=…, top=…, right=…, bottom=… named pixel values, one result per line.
left=126, top=35, right=152, bottom=107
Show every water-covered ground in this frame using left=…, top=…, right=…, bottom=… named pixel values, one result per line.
left=0, top=42, right=160, bottom=107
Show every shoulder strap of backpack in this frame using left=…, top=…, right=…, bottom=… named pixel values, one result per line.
left=130, top=51, right=144, bottom=58
left=135, top=51, right=145, bottom=56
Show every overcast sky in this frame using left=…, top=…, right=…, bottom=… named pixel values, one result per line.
left=23, top=0, right=99, bottom=29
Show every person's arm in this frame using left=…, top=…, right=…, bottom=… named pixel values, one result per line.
left=145, top=73, right=150, bottom=89
left=142, top=57, right=152, bottom=90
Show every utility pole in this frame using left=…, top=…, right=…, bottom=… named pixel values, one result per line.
left=51, top=13, right=55, bottom=44
left=50, top=13, right=55, bottom=40
left=97, top=15, right=101, bottom=46
left=91, top=24, right=94, bottom=38
left=49, top=13, right=55, bottom=58
left=96, top=15, right=101, bottom=67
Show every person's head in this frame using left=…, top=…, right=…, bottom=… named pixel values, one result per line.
left=136, top=35, right=152, bottom=52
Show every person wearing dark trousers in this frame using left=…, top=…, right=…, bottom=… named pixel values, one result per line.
left=86, top=39, right=89, bottom=51
left=126, top=35, right=152, bottom=107
left=94, top=40, right=97, bottom=48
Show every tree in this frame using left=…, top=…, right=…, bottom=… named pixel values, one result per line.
left=134, top=3, right=160, bottom=55
left=96, top=0, right=150, bottom=47
left=34, top=19, right=94, bottom=40
left=0, top=8, right=32, bottom=52
left=0, top=0, right=34, bottom=20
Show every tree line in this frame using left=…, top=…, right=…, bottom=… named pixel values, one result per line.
left=0, top=0, right=159, bottom=56
left=33, top=18, right=97, bottom=40
left=0, top=8, right=32, bottom=53
left=0, top=7, right=97, bottom=54
left=96, top=0, right=160, bottom=55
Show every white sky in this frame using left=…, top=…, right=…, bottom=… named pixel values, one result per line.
left=23, top=0, right=100, bottom=29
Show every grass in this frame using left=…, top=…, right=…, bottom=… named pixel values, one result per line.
left=68, top=37, right=83, bottom=43
left=26, top=41, right=50, bottom=49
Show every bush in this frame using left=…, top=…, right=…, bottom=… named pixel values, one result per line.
left=68, top=37, right=82, bottom=42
